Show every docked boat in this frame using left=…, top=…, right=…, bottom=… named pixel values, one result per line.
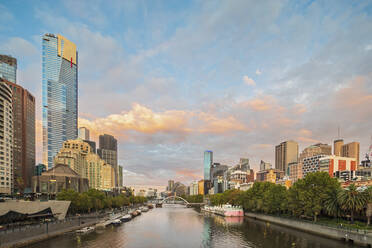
left=130, top=210, right=139, bottom=218
left=111, top=219, right=122, bottom=226
left=120, top=214, right=132, bottom=222
left=140, top=206, right=149, bottom=212
left=76, top=226, right=95, bottom=234
left=202, top=204, right=244, bottom=217
left=147, top=204, right=154, bottom=209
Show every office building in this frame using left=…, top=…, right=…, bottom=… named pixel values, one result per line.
left=204, top=150, right=213, bottom=180
left=275, top=140, right=298, bottom=174
left=3, top=79, right=35, bottom=192
left=78, top=127, right=90, bottom=140
left=334, top=139, right=344, bottom=156
left=341, top=142, right=360, bottom=167
left=84, top=140, right=96, bottom=153
left=0, top=55, right=16, bottom=83
left=0, top=82, right=13, bottom=194
left=319, top=155, right=357, bottom=181
left=302, top=154, right=328, bottom=177
left=42, top=33, right=78, bottom=169
left=189, top=181, right=198, bottom=195
left=54, top=139, right=115, bottom=191
left=118, top=165, right=123, bottom=187
left=256, top=169, right=284, bottom=183
left=260, top=160, right=272, bottom=171
left=167, top=180, right=174, bottom=191
left=97, top=134, right=118, bottom=187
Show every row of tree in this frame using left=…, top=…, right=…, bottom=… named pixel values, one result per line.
left=57, top=189, right=147, bottom=214
left=209, top=172, right=372, bottom=224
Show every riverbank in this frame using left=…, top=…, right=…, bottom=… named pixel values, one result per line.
left=245, top=212, right=372, bottom=247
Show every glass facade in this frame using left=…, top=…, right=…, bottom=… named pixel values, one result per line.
left=0, top=55, right=17, bottom=83
left=42, top=34, right=78, bottom=169
left=203, top=150, right=213, bottom=180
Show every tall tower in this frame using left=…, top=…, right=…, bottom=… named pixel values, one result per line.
left=42, top=34, right=78, bottom=168
left=0, top=55, right=17, bottom=83
left=203, top=150, right=213, bottom=180
left=275, top=140, right=298, bottom=173
left=97, top=134, right=118, bottom=187
left=334, top=139, right=344, bottom=156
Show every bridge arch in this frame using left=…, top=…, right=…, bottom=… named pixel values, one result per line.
left=161, top=196, right=189, bottom=204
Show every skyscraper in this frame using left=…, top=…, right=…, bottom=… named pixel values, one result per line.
left=3, top=78, right=35, bottom=192
left=97, top=134, right=118, bottom=187
left=78, top=127, right=90, bottom=140
left=204, top=150, right=213, bottom=180
left=342, top=142, right=360, bottom=166
left=0, top=55, right=17, bottom=83
left=42, top=34, right=78, bottom=168
left=275, top=140, right=298, bottom=174
left=334, top=139, right=344, bottom=156
left=0, top=81, right=13, bottom=194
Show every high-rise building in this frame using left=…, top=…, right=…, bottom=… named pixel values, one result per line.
left=298, top=143, right=332, bottom=180
left=204, top=150, right=213, bottom=180
left=275, top=140, right=298, bottom=174
left=319, top=155, right=357, bottom=181
left=341, top=142, right=360, bottom=167
left=97, top=134, right=118, bottom=187
left=168, top=180, right=174, bottom=191
left=259, top=160, right=272, bottom=171
left=84, top=140, right=96, bottom=153
left=118, top=165, right=123, bottom=187
left=0, top=81, right=13, bottom=194
left=0, top=55, right=17, bottom=83
left=3, top=79, right=35, bottom=192
left=78, top=127, right=90, bottom=140
left=42, top=33, right=78, bottom=169
left=334, top=139, right=344, bottom=156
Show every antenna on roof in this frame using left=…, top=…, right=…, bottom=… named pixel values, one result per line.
left=337, top=125, right=341, bottom=139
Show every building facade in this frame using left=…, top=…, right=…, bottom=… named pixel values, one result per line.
left=341, top=142, right=360, bottom=167
left=0, top=82, right=13, bottom=194
left=302, top=154, right=328, bottom=177
left=260, top=160, right=272, bottom=171
left=189, top=181, right=198, bottom=195
left=78, top=127, right=90, bottom=140
left=275, top=140, right=298, bottom=174
left=3, top=79, right=35, bottom=192
left=256, top=169, right=284, bottom=183
left=0, top=55, right=16, bottom=83
left=204, top=150, right=213, bottom=180
left=97, top=134, right=118, bottom=187
left=334, top=139, right=344, bottom=156
left=42, top=33, right=78, bottom=169
left=319, top=155, right=357, bottom=181
left=118, top=165, right=123, bottom=187
left=167, top=180, right=174, bottom=191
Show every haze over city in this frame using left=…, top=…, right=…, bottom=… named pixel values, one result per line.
left=1, top=0, right=372, bottom=186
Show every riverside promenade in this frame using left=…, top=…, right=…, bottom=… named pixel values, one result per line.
left=245, top=212, right=372, bottom=247
left=0, top=213, right=106, bottom=248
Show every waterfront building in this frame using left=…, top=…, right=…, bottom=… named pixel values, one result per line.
left=319, top=155, right=357, bottom=181
left=256, top=169, right=284, bottom=183
left=297, top=143, right=332, bottom=180
left=275, top=140, right=298, bottom=174
left=189, top=181, right=199, bottom=195
left=3, top=78, right=35, bottom=192
left=341, top=141, right=360, bottom=167
left=118, top=165, right=123, bottom=187
left=54, top=139, right=115, bottom=191
left=42, top=33, right=78, bottom=169
left=167, top=180, right=175, bottom=191
left=260, top=160, right=272, bottom=171
left=97, top=134, right=118, bottom=187
left=204, top=150, right=213, bottom=180
left=32, top=164, right=89, bottom=194
left=0, top=82, right=13, bottom=194
left=0, top=55, right=16, bottom=83
left=78, top=127, right=90, bottom=140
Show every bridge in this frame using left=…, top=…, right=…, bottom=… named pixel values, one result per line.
left=156, top=196, right=205, bottom=208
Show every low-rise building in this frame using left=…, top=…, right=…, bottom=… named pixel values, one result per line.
left=32, top=164, right=89, bottom=194
left=256, top=169, right=284, bottom=183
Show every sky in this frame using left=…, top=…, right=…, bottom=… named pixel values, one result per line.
left=0, top=0, right=372, bottom=187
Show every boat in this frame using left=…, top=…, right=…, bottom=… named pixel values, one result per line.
left=120, top=214, right=132, bottom=222
left=202, top=204, right=244, bottom=217
left=76, top=226, right=95, bottom=234
left=130, top=210, right=139, bottom=218
left=147, top=204, right=154, bottom=209
left=140, top=206, right=149, bottom=212
left=111, top=219, right=122, bottom=226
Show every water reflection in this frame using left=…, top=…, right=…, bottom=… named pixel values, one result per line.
left=29, top=206, right=363, bottom=248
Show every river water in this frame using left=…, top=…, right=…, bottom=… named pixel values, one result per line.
left=29, top=205, right=362, bottom=248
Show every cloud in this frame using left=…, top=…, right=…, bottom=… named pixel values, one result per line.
left=255, top=69, right=262, bottom=75
left=0, top=37, right=38, bottom=59
left=243, top=75, right=256, bottom=86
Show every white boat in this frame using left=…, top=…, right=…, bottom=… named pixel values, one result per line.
left=120, top=214, right=132, bottom=222
left=202, top=204, right=244, bottom=217
left=111, top=219, right=122, bottom=226
left=140, top=206, right=149, bottom=212
left=76, top=226, right=95, bottom=234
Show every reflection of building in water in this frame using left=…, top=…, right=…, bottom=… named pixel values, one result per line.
left=201, top=216, right=212, bottom=247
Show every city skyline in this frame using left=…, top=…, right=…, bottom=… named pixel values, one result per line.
left=0, top=1, right=372, bottom=185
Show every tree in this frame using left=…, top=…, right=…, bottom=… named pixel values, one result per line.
left=338, top=184, right=367, bottom=223
left=324, top=187, right=342, bottom=218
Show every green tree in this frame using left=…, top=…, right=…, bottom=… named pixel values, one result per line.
left=324, top=187, right=342, bottom=218
left=338, top=184, right=368, bottom=223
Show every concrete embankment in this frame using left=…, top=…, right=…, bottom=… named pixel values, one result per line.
left=245, top=212, right=372, bottom=247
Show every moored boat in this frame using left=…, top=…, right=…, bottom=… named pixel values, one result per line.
left=76, top=226, right=95, bottom=234
left=202, top=204, right=244, bottom=217
left=111, top=219, right=122, bottom=226
left=120, top=214, right=132, bottom=222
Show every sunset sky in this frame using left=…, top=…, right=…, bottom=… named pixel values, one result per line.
left=0, top=0, right=372, bottom=186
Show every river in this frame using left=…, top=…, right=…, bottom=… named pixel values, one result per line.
left=29, top=205, right=362, bottom=248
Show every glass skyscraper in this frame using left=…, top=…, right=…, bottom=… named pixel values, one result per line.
left=204, top=150, right=213, bottom=180
left=0, top=55, right=17, bottom=83
left=42, top=34, right=78, bottom=168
